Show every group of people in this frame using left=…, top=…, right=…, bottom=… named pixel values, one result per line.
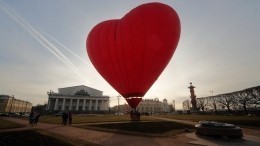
left=62, top=111, right=72, bottom=126
left=29, top=111, right=40, bottom=126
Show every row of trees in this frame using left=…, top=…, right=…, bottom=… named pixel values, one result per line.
left=183, top=86, right=260, bottom=115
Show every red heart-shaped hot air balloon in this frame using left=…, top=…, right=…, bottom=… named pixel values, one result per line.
left=87, top=2, right=181, bottom=108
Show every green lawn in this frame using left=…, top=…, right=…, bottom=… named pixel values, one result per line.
left=0, top=118, right=25, bottom=130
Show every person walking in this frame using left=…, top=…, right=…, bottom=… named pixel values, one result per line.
left=61, top=111, right=68, bottom=126
left=29, top=112, right=35, bottom=126
left=68, top=111, right=72, bottom=126
left=34, top=112, right=40, bottom=125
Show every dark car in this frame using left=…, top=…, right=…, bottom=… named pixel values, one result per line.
left=54, top=112, right=63, bottom=116
left=8, top=112, right=19, bottom=117
left=20, top=113, right=29, bottom=117
left=0, top=113, right=10, bottom=117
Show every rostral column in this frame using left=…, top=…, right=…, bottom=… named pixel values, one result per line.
left=188, top=82, right=197, bottom=111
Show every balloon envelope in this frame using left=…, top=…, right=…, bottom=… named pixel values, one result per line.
left=87, top=3, right=181, bottom=108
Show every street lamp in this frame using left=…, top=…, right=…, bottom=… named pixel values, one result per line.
left=210, top=91, right=213, bottom=96
left=117, top=95, right=121, bottom=115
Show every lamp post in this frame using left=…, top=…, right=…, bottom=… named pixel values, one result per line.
left=210, top=91, right=213, bottom=96
left=210, top=90, right=218, bottom=114
left=117, top=95, right=121, bottom=115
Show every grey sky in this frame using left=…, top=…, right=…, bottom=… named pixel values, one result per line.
left=0, top=0, right=259, bottom=109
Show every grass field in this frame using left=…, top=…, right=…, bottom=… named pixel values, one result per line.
left=37, top=114, right=260, bottom=129
left=39, top=114, right=158, bottom=124
left=39, top=114, right=195, bottom=136
left=8, top=113, right=260, bottom=137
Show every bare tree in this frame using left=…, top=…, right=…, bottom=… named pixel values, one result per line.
left=183, top=99, right=191, bottom=111
left=237, top=89, right=255, bottom=115
left=196, top=98, right=207, bottom=113
left=207, top=96, right=218, bottom=113
left=168, top=104, right=175, bottom=112
left=217, top=93, right=237, bottom=114
left=251, top=86, right=260, bottom=108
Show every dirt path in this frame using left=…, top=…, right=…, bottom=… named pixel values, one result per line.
left=1, top=117, right=195, bottom=146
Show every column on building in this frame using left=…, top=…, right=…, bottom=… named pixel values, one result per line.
left=89, top=100, right=92, bottom=110
left=54, top=98, right=58, bottom=110
left=76, top=99, right=79, bottom=110
left=62, top=98, right=65, bottom=110
left=46, top=99, right=50, bottom=110
left=83, top=99, right=86, bottom=111
left=95, top=100, right=98, bottom=110
left=105, top=100, right=109, bottom=110
left=101, top=100, right=104, bottom=110
left=69, top=99, right=72, bottom=110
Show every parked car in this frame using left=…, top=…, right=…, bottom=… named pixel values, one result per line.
left=8, top=112, right=19, bottom=117
left=0, top=113, right=10, bottom=117
left=114, top=112, right=125, bottom=115
left=20, top=113, right=29, bottom=117
left=54, top=112, right=63, bottom=116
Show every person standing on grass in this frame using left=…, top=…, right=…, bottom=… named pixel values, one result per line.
left=34, top=112, right=40, bottom=125
left=68, top=111, right=72, bottom=126
left=29, top=111, right=35, bottom=126
left=62, top=111, right=68, bottom=126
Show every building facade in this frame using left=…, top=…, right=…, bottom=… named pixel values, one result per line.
left=137, top=98, right=170, bottom=113
left=0, top=95, right=32, bottom=113
left=112, top=98, right=171, bottom=114
left=46, top=85, right=110, bottom=112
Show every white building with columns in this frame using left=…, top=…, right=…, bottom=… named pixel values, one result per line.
left=46, top=85, right=110, bottom=112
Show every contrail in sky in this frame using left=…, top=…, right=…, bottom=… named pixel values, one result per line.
left=37, top=28, right=94, bottom=69
left=0, top=2, right=89, bottom=83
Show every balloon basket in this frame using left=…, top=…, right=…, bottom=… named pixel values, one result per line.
left=130, top=108, right=140, bottom=121
left=130, top=115, right=140, bottom=121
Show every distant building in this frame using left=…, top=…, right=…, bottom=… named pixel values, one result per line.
left=112, top=98, right=170, bottom=114
left=0, top=95, right=32, bottom=113
left=46, top=85, right=110, bottom=112
left=137, top=98, right=170, bottom=113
